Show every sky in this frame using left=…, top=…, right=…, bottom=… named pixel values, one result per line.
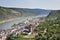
left=0, top=0, right=60, bottom=10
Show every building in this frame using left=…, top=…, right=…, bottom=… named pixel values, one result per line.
left=22, top=24, right=33, bottom=35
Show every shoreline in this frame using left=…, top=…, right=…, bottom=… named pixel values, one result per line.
left=0, top=16, right=36, bottom=24
left=0, top=17, right=22, bottom=24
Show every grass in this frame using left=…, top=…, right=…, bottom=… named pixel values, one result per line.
left=10, top=33, right=35, bottom=40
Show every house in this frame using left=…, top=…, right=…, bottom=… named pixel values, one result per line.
left=13, top=32, right=18, bottom=37
left=24, top=20, right=29, bottom=24
left=22, top=24, right=33, bottom=35
left=22, top=29, right=30, bottom=35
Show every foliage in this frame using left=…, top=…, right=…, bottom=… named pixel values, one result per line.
left=6, top=34, right=35, bottom=40
left=35, top=18, right=60, bottom=40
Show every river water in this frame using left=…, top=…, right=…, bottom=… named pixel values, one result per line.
left=0, top=15, right=46, bottom=30
left=0, top=17, right=29, bottom=30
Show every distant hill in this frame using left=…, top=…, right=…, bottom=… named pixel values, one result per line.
left=9, top=8, right=51, bottom=16
left=47, top=10, right=60, bottom=20
left=0, top=6, right=22, bottom=21
left=0, top=6, right=51, bottom=21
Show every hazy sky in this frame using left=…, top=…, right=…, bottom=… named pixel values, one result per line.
left=0, top=0, right=60, bottom=10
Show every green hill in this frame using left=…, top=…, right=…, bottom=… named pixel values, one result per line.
left=47, top=10, right=60, bottom=20
left=34, top=10, right=60, bottom=40
left=0, top=6, right=50, bottom=21
left=0, top=6, right=22, bottom=21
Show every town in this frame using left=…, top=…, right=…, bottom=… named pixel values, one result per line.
left=0, top=17, right=44, bottom=40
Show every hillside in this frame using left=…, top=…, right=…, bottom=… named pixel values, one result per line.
left=0, top=6, right=22, bottom=21
left=47, top=10, right=60, bottom=20
left=0, top=6, right=51, bottom=21
left=9, top=8, right=50, bottom=16
left=34, top=10, right=60, bottom=40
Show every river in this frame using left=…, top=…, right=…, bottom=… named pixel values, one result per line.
left=0, top=15, right=45, bottom=30
left=0, top=17, right=29, bottom=30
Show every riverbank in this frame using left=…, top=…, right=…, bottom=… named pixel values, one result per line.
left=0, top=16, right=36, bottom=24
left=0, top=17, right=23, bottom=24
